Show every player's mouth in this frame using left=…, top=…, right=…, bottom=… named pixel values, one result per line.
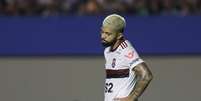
left=101, top=39, right=107, bottom=43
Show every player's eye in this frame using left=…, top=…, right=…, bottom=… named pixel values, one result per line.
left=105, top=32, right=112, bottom=36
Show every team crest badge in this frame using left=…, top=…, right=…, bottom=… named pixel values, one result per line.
left=112, top=58, right=116, bottom=68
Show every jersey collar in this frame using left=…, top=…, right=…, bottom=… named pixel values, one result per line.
left=110, top=37, right=125, bottom=52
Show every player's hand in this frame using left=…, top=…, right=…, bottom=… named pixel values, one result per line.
left=113, top=96, right=137, bottom=101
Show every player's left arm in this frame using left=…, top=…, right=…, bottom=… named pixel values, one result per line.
left=114, top=62, right=153, bottom=101
left=129, top=62, right=153, bottom=100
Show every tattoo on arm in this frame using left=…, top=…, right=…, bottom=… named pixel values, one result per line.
left=129, top=62, right=153, bottom=100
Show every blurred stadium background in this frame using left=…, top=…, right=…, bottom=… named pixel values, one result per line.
left=0, top=0, right=201, bottom=101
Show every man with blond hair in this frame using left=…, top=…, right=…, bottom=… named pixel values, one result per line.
left=101, top=14, right=153, bottom=101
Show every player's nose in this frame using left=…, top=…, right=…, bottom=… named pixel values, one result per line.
left=101, top=33, right=106, bottom=39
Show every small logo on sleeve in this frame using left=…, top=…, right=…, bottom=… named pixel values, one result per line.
left=125, top=51, right=134, bottom=59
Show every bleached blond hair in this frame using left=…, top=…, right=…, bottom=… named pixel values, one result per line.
left=102, top=14, right=126, bottom=33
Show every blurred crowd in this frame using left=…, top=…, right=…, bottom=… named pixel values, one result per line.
left=0, top=0, right=201, bottom=16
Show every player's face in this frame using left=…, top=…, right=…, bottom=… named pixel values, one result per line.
left=101, top=27, right=117, bottom=47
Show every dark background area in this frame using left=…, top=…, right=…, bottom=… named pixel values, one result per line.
left=0, top=0, right=201, bottom=101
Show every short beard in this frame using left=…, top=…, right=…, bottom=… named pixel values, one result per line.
left=101, top=42, right=112, bottom=47
left=101, top=40, right=116, bottom=47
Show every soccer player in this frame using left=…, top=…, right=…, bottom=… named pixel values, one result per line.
left=101, top=14, right=153, bottom=101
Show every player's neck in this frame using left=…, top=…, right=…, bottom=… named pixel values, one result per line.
left=110, top=37, right=125, bottom=51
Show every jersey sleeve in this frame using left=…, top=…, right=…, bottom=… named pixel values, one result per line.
left=122, top=47, right=144, bottom=70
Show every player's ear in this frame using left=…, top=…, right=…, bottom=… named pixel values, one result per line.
left=117, top=33, right=123, bottom=39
